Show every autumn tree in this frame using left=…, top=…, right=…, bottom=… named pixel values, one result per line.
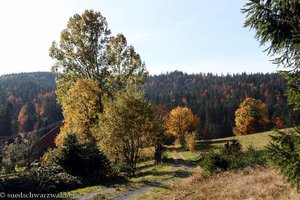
left=35, top=92, right=62, bottom=124
left=55, top=78, right=100, bottom=146
left=33, top=92, right=63, bottom=135
left=98, top=88, right=163, bottom=176
left=49, top=10, right=148, bottom=148
left=49, top=10, right=147, bottom=112
left=273, top=116, right=284, bottom=129
left=234, top=98, right=269, bottom=135
left=106, top=34, right=147, bottom=94
left=153, top=104, right=169, bottom=121
left=18, top=103, right=37, bottom=134
left=166, top=107, right=200, bottom=147
left=152, top=105, right=169, bottom=164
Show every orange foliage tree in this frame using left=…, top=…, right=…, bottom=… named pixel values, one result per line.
left=18, top=103, right=37, bottom=134
left=55, top=78, right=101, bottom=146
left=165, top=106, right=200, bottom=147
left=273, top=116, right=284, bottom=129
left=234, top=98, right=269, bottom=135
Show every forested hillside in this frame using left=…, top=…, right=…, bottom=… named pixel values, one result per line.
left=144, top=71, right=294, bottom=138
left=0, top=72, right=62, bottom=136
left=0, top=71, right=294, bottom=138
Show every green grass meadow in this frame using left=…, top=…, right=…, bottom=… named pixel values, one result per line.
left=196, top=128, right=291, bottom=152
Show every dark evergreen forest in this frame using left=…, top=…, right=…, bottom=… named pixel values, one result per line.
left=0, top=71, right=294, bottom=138
left=145, top=71, right=296, bottom=138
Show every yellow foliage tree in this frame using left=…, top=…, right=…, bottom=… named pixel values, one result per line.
left=185, top=131, right=197, bottom=152
left=165, top=107, right=200, bottom=147
left=98, top=88, right=164, bottom=176
left=55, top=78, right=101, bottom=146
left=234, top=98, right=269, bottom=135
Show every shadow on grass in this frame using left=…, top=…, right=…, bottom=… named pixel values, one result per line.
left=195, top=139, right=235, bottom=151
left=73, top=154, right=194, bottom=197
left=91, top=176, right=129, bottom=188
left=138, top=166, right=177, bottom=177
left=132, top=179, right=171, bottom=190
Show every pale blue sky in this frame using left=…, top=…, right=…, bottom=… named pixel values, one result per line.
left=0, top=0, right=279, bottom=75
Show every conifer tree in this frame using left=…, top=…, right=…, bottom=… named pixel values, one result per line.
left=243, top=0, right=300, bottom=190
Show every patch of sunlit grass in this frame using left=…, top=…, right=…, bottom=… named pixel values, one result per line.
left=138, top=166, right=300, bottom=200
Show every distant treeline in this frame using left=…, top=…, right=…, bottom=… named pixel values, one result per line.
left=0, top=71, right=296, bottom=138
left=144, top=71, right=298, bottom=138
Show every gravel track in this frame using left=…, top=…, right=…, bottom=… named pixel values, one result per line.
left=77, top=149, right=194, bottom=200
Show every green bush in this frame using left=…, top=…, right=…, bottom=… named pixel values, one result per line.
left=267, top=128, right=300, bottom=191
left=185, top=132, right=197, bottom=152
left=54, top=134, right=111, bottom=178
left=228, top=146, right=266, bottom=170
left=243, top=146, right=267, bottom=166
left=1, top=135, right=42, bottom=173
left=223, top=139, right=241, bottom=156
left=111, top=162, right=134, bottom=177
left=0, top=165, right=83, bottom=193
left=201, top=151, right=229, bottom=173
left=202, top=144, right=267, bottom=173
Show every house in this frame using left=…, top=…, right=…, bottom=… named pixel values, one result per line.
left=36, top=123, right=62, bottom=149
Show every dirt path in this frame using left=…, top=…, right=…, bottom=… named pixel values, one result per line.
left=77, top=149, right=194, bottom=200
left=172, top=150, right=193, bottom=174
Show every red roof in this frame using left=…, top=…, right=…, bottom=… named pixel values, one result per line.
left=36, top=124, right=62, bottom=149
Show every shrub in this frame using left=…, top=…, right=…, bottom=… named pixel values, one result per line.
left=267, top=128, right=300, bottom=191
left=201, top=151, right=229, bottom=173
left=0, top=165, right=83, bottom=193
left=201, top=144, right=267, bottom=173
left=54, top=134, right=111, bottom=178
left=41, top=148, right=61, bottom=166
left=111, top=162, right=135, bottom=177
left=1, top=136, right=42, bottom=172
left=185, top=132, right=197, bottom=152
left=242, top=146, right=267, bottom=167
left=223, top=139, right=241, bottom=156
left=226, top=145, right=267, bottom=170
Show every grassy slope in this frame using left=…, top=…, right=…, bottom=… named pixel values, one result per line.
left=139, top=166, right=300, bottom=200
left=138, top=128, right=300, bottom=200
left=197, top=128, right=291, bottom=151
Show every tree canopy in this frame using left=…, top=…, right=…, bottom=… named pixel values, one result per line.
left=49, top=10, right=147, bottom=111
left=49, top=10, right=149, bottom=147
left=55, top=78, right=100, bottom=146
left=166, top=106, right=200, bottom=146
left=234, top=98, right=269, bottom=135
left=98, top=88, right=164, bottom=176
